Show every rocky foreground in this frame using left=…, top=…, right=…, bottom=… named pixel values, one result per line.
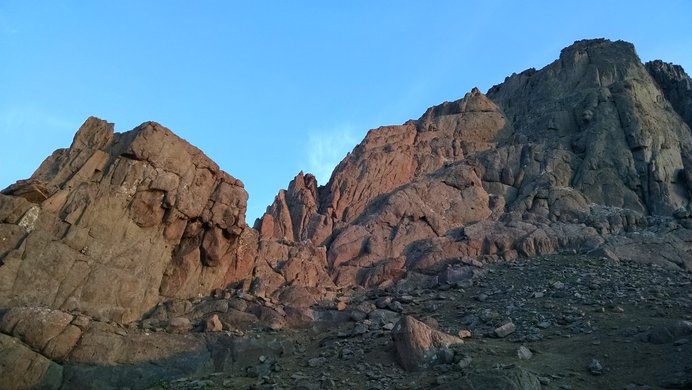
left=151, top=254, right=692, bottom=389
left=1, top=38, right=692, bottom=389
left=3, top=253, right=690, bottom=389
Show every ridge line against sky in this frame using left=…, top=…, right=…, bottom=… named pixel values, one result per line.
left=1, top=1, right=691, bottom=222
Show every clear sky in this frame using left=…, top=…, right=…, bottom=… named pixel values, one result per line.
left=2, top=1, right=691, bottom=223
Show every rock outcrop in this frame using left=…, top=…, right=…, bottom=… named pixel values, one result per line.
left=0, top=118, right=255, bottom=323
left=257, top=88, right=509, bottom=243
left=488, top=39, right=691, bottom=216
left=256, top=38, right=692, bottom=290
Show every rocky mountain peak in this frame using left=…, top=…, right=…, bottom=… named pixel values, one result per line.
left=488, top=38, right=691, bottom=216
left=559, top=38, right=637, bottom=62
left=70, top=116, right=114, bottom=152
left=419, top=86, right=493, bottom=120
left=253, top=38, right=692, bottom=293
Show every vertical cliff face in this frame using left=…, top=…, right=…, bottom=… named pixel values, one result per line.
left=487, top=39, right=691, bottom=215
left=321, top=88, right=511, bottom=225
left=0, top=118, right=255, bottom=322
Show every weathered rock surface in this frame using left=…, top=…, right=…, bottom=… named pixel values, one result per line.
left=0, top=332, right=63, bottom=390
left=0, top=301, right=296, bottom=390
left=1, top=307, right=81, bottom=361
left=257, top=38, right=692, bottom=290
left=257, top=88, right=509, bottom=241
left=0, top=118, right=253, bottom=323
left=488, top=39, right=691, bottom=216
left=391, top=315, right=464, bottom=371
left=646, top=59, right=692, bottom=129
left=644, top=320, right=692, bottom=344
left=434, top=367, right=543, bottom=390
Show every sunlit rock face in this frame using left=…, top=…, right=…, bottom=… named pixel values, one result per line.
left=257, top=39, right=692, bottom=289
left=0, top=117, right=254, bottom=323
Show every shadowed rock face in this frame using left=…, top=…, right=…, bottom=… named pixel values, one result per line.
left=488, top=39, right=691, bottom=216
left=646, top=59, right=692, bottom=130
left=0, top=119, right=255, bottom=323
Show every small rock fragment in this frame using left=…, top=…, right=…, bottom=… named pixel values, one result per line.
left=352, top=323, right=368, bottom=335
left=673, top=338, right=689, bottom=346
left=494, top=322, right=516, bottom=338
left=589, top=358, right=603, bottom=375
left=375, top=297, right=392, bottom=309
left=308, top=357, right=327, bottom=368
left=71, top=315, right=91, bottom=330
left=167, top=317, right=192, bottom=333
left=437, top=348, right=455, bottom=364
left=458, top=329, right=472, bottom=339
left=457, top=354, right=473, bottom=369
left=340, top=348, right=353, bottom=360
left=517, top=346, right=533, bottom=360
left=205, top=314, right=223, bottom=332
left=389, top=301, right=404, bottom=313
left=536, top=321, right=551, bottom=329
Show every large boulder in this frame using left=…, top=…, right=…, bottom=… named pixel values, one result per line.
left=1, top=307, right=82, bottom=362
left=391, top=315, right=464, bottom=371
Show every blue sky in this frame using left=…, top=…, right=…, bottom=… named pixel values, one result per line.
left=1, top=1, right=691, bottom=222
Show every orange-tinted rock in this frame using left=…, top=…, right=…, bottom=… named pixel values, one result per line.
left=205, top=314, right=223, bottom=332
left=391, top=315, right=464, bottom=371
left=255, top=38, right=692, bottom=291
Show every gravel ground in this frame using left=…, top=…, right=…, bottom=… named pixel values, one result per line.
left=150, top=254, right=692, bottom=390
